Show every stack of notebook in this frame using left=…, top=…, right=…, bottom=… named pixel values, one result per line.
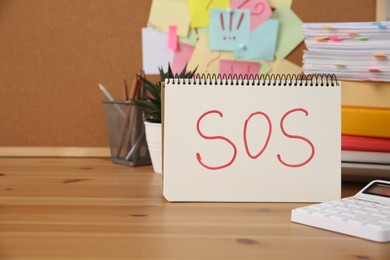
left=341, top=107, right=390, bottom=180
left=302, top=22, right=390, bottom=82
left=302, top=22, right=390, bottom=181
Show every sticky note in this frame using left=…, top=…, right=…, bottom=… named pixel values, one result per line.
left=355, top=36, right=368, bottom=41
left=142, top=28, right=174, bottom=74
left=268, top=0, right=293, bottom=8
left=313, top=37, right=329, bottom=42
left=368, top=68, right=381, bottom=72
left=171, top=42, right=195, bottom=74
left=230, top=0, right=272, bottom=31
left=168, top=26, right=178, bottom=50
left=335, top=64, right=346, bottom=68
left=328, top=36, right=343, bottom=42
left=188, top=33, right=234, bottom=74
left=372, top=22, right=387, bottom=29
left=148, top=0, right=190, bottom=37
left=179, top=28, right=209, bottom=46
left=209, top=9, right=250, bottom=51
left=188, top=0, right=230, bottom=28
left=235, top=19, right=279, bottom=61
left=219, top=59, right=260, bottom=76
left=271, top=6, right=305, bottom=60
left=371, top=52, right=387, bottom=58
left=259, top=60, right=271, bottom=74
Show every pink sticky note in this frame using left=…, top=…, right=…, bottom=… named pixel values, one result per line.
left=328, top=36, right=343, bottom=42
left=171, top=42, right=195, bottom=74
left=368, top=67, right=381, bottom=72
left=168, top=25, right=178, bottom=50
left=219, top=59, right=260, bottom=76
left=231, top=0, right=272, bottom=31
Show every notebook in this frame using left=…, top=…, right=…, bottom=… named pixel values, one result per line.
left=162, top=74, right=341, bottom=202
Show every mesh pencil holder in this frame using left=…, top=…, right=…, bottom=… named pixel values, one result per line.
left=102, top=100, right=151, bottom=166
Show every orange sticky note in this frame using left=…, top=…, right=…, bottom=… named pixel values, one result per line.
left=371, top=53, right=387, bottom=58
left=313, top=37, right=328, bottom=42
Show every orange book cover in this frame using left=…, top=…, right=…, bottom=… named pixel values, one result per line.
left=342, top=107, right=390, bottom=138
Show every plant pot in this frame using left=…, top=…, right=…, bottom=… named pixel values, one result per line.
left=144, top=121, right=162, bottom=174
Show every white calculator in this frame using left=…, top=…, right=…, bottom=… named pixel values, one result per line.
left=291, top=180, right=390, bottom=242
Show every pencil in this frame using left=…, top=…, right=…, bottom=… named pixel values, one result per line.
left=124, top=79, right=129, bottom=101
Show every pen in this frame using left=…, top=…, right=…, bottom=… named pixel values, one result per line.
left=98, top=83, right=125, bottom=117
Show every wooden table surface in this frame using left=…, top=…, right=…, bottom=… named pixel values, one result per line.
left=0, top=158, right=388, bottom=259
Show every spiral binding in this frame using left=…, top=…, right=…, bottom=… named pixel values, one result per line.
left=166, top=74, right=339, bottom=87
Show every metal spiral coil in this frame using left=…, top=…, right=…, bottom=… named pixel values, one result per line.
left=165, top=74, right=339, bottom=87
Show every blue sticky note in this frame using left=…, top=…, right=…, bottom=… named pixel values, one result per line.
left=209, top=9, right=250, bottom=51
left=235, top=19, right=279, bottom=61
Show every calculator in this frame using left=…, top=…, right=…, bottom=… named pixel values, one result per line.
left=291, top=180, right=390, bottom=242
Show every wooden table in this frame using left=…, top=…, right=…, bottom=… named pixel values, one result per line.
left=0, top=158, right=388, bottom=259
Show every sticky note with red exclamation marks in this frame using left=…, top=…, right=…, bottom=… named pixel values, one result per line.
left=209, top=8, right=250, bottom=51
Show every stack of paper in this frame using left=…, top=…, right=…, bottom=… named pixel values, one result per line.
left=302, top=22, right=390, bottom=82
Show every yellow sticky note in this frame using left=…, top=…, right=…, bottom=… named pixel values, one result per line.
left=269, top=59, right=302, bottom=75
left=188, top=33, right=234, bottom=74
left=148, top=0, right=190, bottom=37
left=268, top=0, right=293, bottom=8
left=189, top=0, right=230, bottom=28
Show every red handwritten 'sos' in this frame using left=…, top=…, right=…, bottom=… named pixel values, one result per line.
left=196, top=108, right=315, bottom=170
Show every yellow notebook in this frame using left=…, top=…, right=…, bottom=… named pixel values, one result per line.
left=342, top=107, right=390, bottom=138
left=342, top=81, right=390, bottom=109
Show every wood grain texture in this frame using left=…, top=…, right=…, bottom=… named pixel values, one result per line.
left=0, top=147, right=110, bottom=157
left=0, top=158, right=388, bottom=259
left=0, top=0, right=378, bottom=147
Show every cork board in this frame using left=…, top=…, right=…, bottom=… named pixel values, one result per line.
left=0, top=0, right=378, bottom=147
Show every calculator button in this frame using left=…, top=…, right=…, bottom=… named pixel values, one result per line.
left=351, top=209, right=368, bottom=215
left=366, top=221, right=390, bottom=229
left=347, top=215, right=378, bottom=225
left=312, top=211, right=329, bottom=217
left=330, top=215, right=350, bottom=222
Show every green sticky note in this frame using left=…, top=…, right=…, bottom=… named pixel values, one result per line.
left=271, top=6, right=304, bottom=60
left=355, top=36, right=368, bottom=41
left=179, top=28, right=209, bottom=46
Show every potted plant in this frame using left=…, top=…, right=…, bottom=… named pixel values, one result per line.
left=135, top=64, right=197, bottom=173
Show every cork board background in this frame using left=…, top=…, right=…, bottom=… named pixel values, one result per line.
left=0, top=0, right=378, bottom=147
